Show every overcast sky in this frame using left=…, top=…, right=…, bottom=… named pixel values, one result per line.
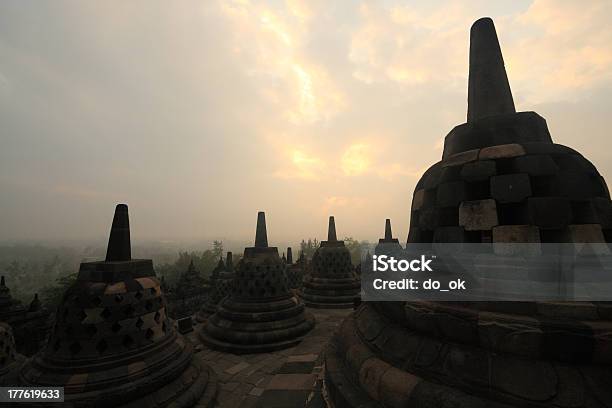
left=1, top=0, right=611, bottom=246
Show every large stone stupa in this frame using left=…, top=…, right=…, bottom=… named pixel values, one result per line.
left=199, top=212, right=314, bottom=353
left=325, top=18, right=612, bottom=408
left=20, top=204, right=217, bottom=407
left=300, top=216, right=361, bottom=308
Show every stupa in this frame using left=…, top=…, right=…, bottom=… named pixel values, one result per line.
left=195, top=253, right=235, bottom=323
left=285, top=247, right=304, bottom=290
left=199, top=212, right=314, bottom=353
left=374, top=218, right=403, bottom=255
left=325, top=18, right=612, bottom=407
left=0, top=276, right=51, bottom=356
left=21, top=204, right=217, bottom=407
left=0, top=322, right=24, bottom=385
left=300, top=216, right=360, bottom=308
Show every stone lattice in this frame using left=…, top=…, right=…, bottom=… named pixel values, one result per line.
left=199, top=212, right=314, bottom=354
left=300, top=216, right=360, bottom=308
left=20, top=204, right=217, bottom=407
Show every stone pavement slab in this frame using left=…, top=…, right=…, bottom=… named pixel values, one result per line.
left=191, top=307, right=352, bottom=407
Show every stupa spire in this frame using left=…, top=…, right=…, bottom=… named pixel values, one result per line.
left=254, top=211, right=268, bottom=248
left=226, top=251, right=233, bottom=269
left=384, top=219, right=393, bottom=240
left=328, top=216, right=337, bottom=241
left=467, top=17, right=515, bottom=122
left=287, top=247, right=293, bottom=264
left=105, top=204, right=131, bottom=262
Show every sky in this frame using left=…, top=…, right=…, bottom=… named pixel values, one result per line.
left=1, top=0, right=611, bottom=247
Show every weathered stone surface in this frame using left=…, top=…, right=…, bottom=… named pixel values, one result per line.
left=513, top=155, right=559, bottom=176
left=490, top=173, right=532, bottom=203
left=437, top=181, right=468, bottom=207
left=461, top=160, right=497, bottom=181
left=479, top=143, right=526, bottom=160
left=459, top=199, right=499, bottom=230
left=528, top=197, right=572, bottom=229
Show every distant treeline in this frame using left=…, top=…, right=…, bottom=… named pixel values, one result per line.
left=0, top=238, right=372, bottom=312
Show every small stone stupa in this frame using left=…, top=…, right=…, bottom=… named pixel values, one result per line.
left=0, top=276, right=51, bottom=356
left=374, top=218, right=403, bottom=255
left=325, top=18, right=612, bottom=407
left=196, top=253, right=235, bottom=323
left=199, top=212, right=314, bottom=353
left=21, top=204, right=217, bottom=407
left=0, top=322, right=24, bottom=385
left=285, top=247, right=304, bottom=290
left=300, top=216, right=360, bottom=308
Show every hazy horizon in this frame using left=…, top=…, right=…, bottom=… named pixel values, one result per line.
left=2, top=1, right=611, bottom=244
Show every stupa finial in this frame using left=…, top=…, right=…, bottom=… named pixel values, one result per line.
left=385, top=219, right=393, bottom=240
left=328, top=216, right=337, bottom=241
left=467, top=17, right=515, bottom=122
left=287, top=247, right=293, bottom=264
left=255, top=211, right=268, bottom=248
left=105, top=204, right=131, bottom=262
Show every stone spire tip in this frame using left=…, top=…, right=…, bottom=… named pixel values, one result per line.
left=328, top=216, right=337, bottom=241
left=385, top=219, right=393, bottom=240
left=255, top=211, right=268, bottom=248
left=105, top=204, right=131, bottom=262
left=467, top=17, right=515, bottom=122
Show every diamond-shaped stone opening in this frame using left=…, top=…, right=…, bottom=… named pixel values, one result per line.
left=115, top=294, right=123, bottom=303
left=145, top=328, right=154, bottom=339
left=145, top=300, right=153, bottom=311
left=96, top=339, right=108, bottom=354
left=135, top=291, right=143, bottom=300
left=154, top=311, right=161, bottom=324
left=123, top=304, right=135, bottom=316
left=135, top=317, right=144, bottom=328
left=64, top=325, right=73, bottom=335
left=77, top=309, right=87, bottom=322
left=162, top=321, right=168, bottom=333
left=101, top=307, right=112, bottom=319
left=63, top=308, right=69, bottom=318
left=92, top=296, right=102, bottom=306
left=149, top=288, right=156, bottom=295
left=86, top=325, right=97, bottom=338
left=122, top=335, right=134, bottom=348
left=69, top=341, right=82, bottom=355
left=111, top=322, right=122, bottom=333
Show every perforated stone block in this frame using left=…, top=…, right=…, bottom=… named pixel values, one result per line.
left=528, top=197, right=572, bottom=229
left=490, top=173, right=532, bottom=203
left=459, top=199, right=499, bottom=231
left=492, top=225, right=541, bottom=256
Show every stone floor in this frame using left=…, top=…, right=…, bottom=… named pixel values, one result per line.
left=187, top=308, right=353, bottom=408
